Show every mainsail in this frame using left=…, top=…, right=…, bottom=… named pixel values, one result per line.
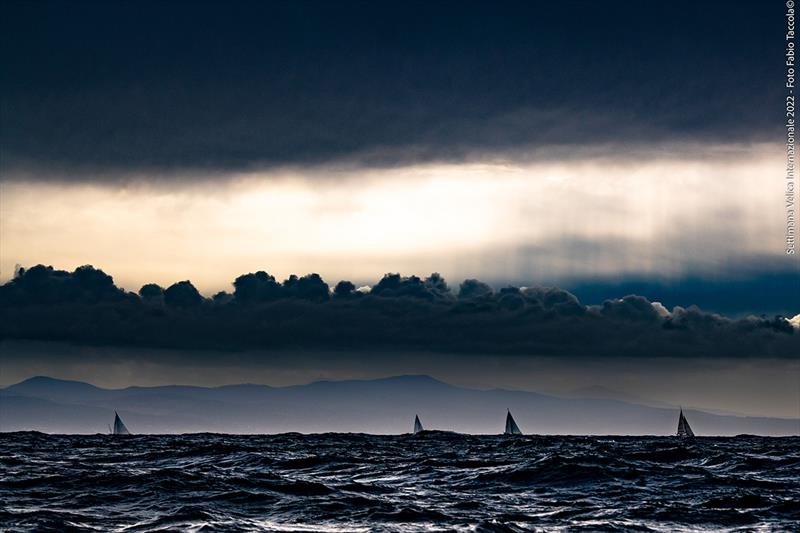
left=676, top=409, right=694, bottom=437
left=504, top=410, right=522, bottom=435
left=113, top=411, right=131, bottom=435
left=413, top=415, right=423, bottom=434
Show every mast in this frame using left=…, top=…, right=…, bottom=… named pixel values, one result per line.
left=413, top=415, right=423, bottom=434
left=504, top=409, right=522, bottom=435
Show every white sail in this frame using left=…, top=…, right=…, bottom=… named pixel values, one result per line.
left=113, top=411, right=131, bottom=435
left=413, top=415, right=423, bottom=434
left=676, top=409, right=694, bottom=437
left=504, top=410, right=522, bottom=435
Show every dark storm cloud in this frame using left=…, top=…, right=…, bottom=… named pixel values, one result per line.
left=0, top=0, right=780, bottom=180
left=0, top=265, right=796, bottom=358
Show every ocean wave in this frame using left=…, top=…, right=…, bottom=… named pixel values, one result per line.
left=1, top=433, right=798, bottom=532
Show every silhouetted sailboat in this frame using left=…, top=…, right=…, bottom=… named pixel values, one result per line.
left=112, top=411, right=131, bottom=435
left=504, top=409, right=522, bottom=435
left=413, top=415, right=423, bottom=434
left=676, top=408, right=694, bottom=438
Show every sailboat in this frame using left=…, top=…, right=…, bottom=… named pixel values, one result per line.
left=676, top=408, right=694, bottom=438
left=413, top=414, right=423, bottom=434
left=112, top=411, right=131, bottom=435
left=504, top=409, right=522, bottom=435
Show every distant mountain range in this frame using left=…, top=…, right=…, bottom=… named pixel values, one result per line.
left=1, top=375, right=797, bottom=436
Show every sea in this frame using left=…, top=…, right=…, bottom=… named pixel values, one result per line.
left=1, top=432, right=798, bottom=532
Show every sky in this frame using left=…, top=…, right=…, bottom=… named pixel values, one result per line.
left=0, top=147, right=791, bottom=310
left=0, top=1, right=798, bottom=421
left=1, top=1, right=793, bottom=304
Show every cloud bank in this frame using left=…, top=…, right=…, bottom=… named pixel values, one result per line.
left=0, top=1, right=780, bottom=179
left=1, top=265, right=796, bottom=358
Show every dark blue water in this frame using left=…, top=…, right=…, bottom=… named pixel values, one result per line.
left=1, top=432, right=798, bottom=532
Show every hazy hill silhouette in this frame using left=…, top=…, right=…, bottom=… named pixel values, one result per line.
left=1, top=376, right=796, bottom=436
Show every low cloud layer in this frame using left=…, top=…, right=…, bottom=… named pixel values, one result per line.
left=1, top=265, right=796, bottom=358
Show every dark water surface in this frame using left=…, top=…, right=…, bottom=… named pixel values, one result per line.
left=1, top=433, right=798, bottom=532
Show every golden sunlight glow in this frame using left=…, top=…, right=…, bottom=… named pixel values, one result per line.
left=0, top=145, right=785, bottom=293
